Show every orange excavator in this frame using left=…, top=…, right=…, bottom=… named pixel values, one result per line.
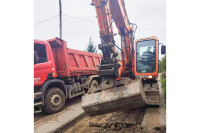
left=82, top=0, right=166, bottom=116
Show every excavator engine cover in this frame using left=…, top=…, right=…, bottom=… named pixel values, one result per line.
left=82, top=79, right=159, bottom=116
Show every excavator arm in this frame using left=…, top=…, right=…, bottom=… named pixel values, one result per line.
left=108, top=0, right=134, bottom=70
left=91, top=0, right=117, bottom=61
left=91, top=0, right=136, bottom=81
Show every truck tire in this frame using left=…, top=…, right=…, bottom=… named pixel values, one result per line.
left=90, top=80, right=98, bottom=88
left=88, top=80, right=98, bottom=94
left=43, top=87, right=65, bottom=114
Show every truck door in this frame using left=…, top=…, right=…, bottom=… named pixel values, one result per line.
left=34, top=41, right=56, bottom=86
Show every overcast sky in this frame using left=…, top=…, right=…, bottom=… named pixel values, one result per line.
left=34, top=0, right=166, bottom=58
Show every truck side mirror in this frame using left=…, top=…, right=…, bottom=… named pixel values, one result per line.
left=161, top=45, right=166, bottom=55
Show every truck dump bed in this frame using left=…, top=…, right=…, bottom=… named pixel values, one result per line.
left=47, top=38, right=102, bottom=77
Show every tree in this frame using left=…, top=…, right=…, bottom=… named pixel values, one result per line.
left=159, top=55, right=166, bottom=99
left=86, top=37, right=97, bottom=53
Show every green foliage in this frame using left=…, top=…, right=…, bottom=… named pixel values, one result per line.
left=161, top=72, right=166, bottom=99
left=159, top=56, right=166, bottom=72
left=86, top=37, right=97, bottom=53
left=159, top=56, right=166, bottom=99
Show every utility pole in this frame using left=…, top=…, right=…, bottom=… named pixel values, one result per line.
left=59, top=0, right=62, bottom=39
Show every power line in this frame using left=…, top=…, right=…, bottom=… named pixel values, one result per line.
left=34, top=14, right=97, bottom=26
left=34, top=14, right=165, bottom=33
left=62, top=14, right=165, bottom=32
left=138, top=28, right=166, bottom=31
left=34, top=15, right=59, bottom=26
left=63, top=14, right=97, bottom=23
left=63, top=14, right=165, bottom=31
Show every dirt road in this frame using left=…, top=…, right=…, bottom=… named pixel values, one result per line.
left=34, top=96, right=84, bottom=133
left=141, top=74, right=166, bottom=132
left=58, top=108, right=145, bottom=133
left=59, top=74, right=166, bottom=133
left=34, top=96, right=81, bottom=125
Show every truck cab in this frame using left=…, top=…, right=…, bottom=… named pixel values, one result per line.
left=34, top=38, right=102, bottom=114
left=34, top=40, right=57, bottom=86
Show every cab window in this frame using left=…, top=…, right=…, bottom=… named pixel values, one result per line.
left=34, top=43, right=47, bottom=64
left=136, top=39, right=156, bottom=73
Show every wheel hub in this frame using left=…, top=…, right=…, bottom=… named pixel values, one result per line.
left=51, top=94, right=61, bottom=107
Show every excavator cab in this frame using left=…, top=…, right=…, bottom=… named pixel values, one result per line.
left=132, top=37, right=161, bottom=107
left=134, top=36, right=159, bottom=80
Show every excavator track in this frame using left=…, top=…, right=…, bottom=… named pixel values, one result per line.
left=81, top=78, right=160, bottom=116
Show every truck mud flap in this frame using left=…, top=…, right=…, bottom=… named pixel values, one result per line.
left=81, top=79, right=149, bottom=116
left=34, top=102, right=42, bottom=113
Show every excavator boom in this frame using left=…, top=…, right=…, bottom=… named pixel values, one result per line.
left=91, top=0, right=135, bottom=80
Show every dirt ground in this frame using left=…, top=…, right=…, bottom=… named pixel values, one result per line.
left=141, top=76, right=166, bottom=132
left=59, top=75, right=166, bottom=133
left=34, top=96, right=82, bottom=126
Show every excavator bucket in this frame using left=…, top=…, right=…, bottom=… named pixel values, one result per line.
left=143, top=83, right=160, bottom=106
left=82, top=79, right=160, bottom=116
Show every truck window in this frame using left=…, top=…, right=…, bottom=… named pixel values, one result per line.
left=34, top=43, right=47, bottom=64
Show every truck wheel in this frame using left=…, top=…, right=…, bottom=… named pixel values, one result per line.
left=90, top=80, right=98, bottom=88
left=88, top=80, right=98, bottom=94
left=43, top=87, right=65, bottom=114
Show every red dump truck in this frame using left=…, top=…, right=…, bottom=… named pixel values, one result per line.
left=34, top=38, right=102, bottom=113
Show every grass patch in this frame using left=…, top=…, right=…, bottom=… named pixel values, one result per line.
left=161, top=72, right=166, bottom=99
